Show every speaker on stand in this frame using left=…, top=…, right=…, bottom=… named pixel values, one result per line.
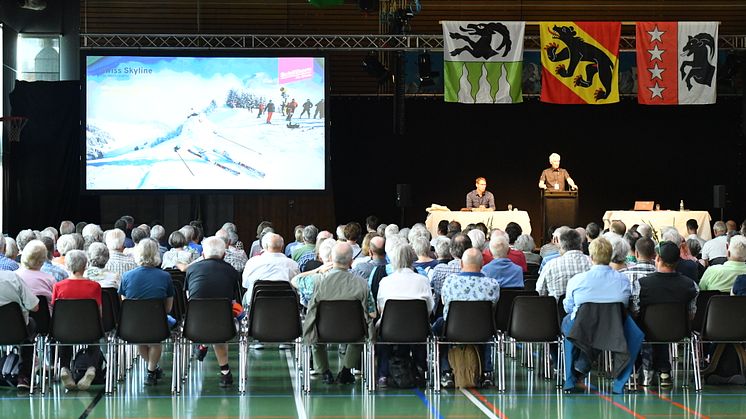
left=396, top=184, right=412, bottom=227
left=714, top=184, right=726, bottom=221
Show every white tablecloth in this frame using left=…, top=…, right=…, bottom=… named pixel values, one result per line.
left=425, top=211, right=532, bottom=237
left=602, top=210, right=712, bottom=241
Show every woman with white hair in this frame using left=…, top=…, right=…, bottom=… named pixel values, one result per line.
left=514, top=234, right=542, bottom=266
left=52, top=234, right=77, bottom=267
left=411, top=236, right=438, bottom=276
left=15, top=239, right=55, bottom=310
left=161, top=231, right=197, bottom=270
left=374, top=243, right=434, bottom=387
left=82, top=223, right=104, bottom=251
left=52, top=250, right=103, bottom=391
left=119, top=238, right=174, bottom=386
left=5, top=237, right=19, bottom=261
left=84, top=242, right=121, bottom=289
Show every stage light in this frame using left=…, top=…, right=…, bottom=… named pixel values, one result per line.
left=417, top=53, right=439, bottom=87
left=362, top=53, right=389, bottom=83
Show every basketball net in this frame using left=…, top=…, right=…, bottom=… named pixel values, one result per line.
left=1, top=116, right=28, bottom=143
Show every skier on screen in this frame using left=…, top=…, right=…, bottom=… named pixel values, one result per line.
left=300, top=99, right=313, bottom=118
left=266, top=100, right=275, bottom=124
left=285, top=98, right=298, bottom=122
left=314, top=99, right=325, bottom=119
left=257, top=101, right=265, bottom=119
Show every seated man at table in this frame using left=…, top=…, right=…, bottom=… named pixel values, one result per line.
left=465, top=177, right=495, bottom=211
left=562, top=237, right=642, bottom=394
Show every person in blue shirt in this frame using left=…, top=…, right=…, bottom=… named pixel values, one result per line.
left=562, top=236, right=642, bottom=394
left=119, top=238, right=174, bottom=386
left=481, top=235, right=523, bottom=288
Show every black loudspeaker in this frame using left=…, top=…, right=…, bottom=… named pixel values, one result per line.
left=714, top=185, right=726, bottom=208
left=396, top=184, right=412, bottom=208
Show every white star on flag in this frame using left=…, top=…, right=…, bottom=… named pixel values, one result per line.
left=648, top=63, right=665, bottom=80
left=647, top=45, right=665, bottom=61
left=648, top=82, right=665, bottom=99
left=647, top=26, right=665, bottom=42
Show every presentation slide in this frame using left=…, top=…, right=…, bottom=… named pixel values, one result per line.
left=84, top=55, right=326, bottom=190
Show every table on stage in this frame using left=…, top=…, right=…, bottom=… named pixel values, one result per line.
left=425, top=210, right=532, bottom=237
left=602, top=210, right=712, bottom=241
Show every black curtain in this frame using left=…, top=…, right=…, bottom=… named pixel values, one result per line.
left=5, top=80, right=98, bottom=235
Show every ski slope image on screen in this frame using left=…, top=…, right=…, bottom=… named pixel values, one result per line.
left=85, top=56, right=326, bottom=190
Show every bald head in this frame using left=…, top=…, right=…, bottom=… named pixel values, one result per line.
left=262, top=232, right=284, bottom=252
left=332, top=242, right=353, bottom=268
left=460, top=248, right=484, bottom=272
left=369, top=236, right=386, bottom=258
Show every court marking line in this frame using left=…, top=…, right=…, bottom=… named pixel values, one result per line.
left=645, top=389, right=710, bottom=419
left=414, top=389, right=445, bottom=419
left=578, top=383, right=645, bottom=419
left=460, top=388, right=507, bottom=419
left=78, top=390, right=105, bottom=419
left=284, top=349, right=308, bottom=419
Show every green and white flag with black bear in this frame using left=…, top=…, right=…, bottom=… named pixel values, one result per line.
left=442, top=21, right=525, bottom=103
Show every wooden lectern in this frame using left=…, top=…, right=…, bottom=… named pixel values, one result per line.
left=541, top=190, right=579, bottom=242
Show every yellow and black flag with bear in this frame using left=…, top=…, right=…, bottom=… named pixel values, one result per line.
left=540, top=22, right=621, bottom=104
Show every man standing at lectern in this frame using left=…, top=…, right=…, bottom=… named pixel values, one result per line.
left=466, top=177, right=496, bottom=210
left=539, top=153, right=578, bottom=191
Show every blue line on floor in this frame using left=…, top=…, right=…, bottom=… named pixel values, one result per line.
left=414, top=389, right=445, bottom=419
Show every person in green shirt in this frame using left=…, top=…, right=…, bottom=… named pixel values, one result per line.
left=699, top=235, right=746, bottom=293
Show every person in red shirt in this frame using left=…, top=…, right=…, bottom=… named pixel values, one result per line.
left=52, top=250, right=102, bottom=391
left=483, top=229, right=527, bottom=272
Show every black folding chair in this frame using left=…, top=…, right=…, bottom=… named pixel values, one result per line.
left=495, top=289, right=538, bottom=359
left=49, top=299, right=113, bottom=393
left=245, top=290, right=303, bottom=393
left=174, top=298, right=239, bottom=394
left=698, top=295, right=746, bottom=391
left=637, top=303, right=700, bottom=391
left=303, top=300, right=371, bottom=392
left=501, top=296, right=563, bottom=391
left=0, top=303, right=39, bottom=393
left=435, top=300, right=496, bottom=391
left=375, top=299, right=433, bottom=390
left=116, top=298, right=172, bottom=390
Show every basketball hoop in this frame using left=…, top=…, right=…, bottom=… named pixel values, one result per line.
left=0, top=116, right=29, bottom=143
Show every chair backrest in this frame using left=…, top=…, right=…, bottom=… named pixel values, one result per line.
left=640, top=302, right=690, bottom=342
left=170, top=278, right=187, bottom=321
left=495, top=289, right=538, bottom=331
left=444, top=300, right=495, bottom=343
left=316, top=300, right=367, bottom=343
left=526, top=263, right=540, bottom=277
left=701, top=296, right=746, bottom=341
left=51, top=299, right=104, bottom=344
left=507, top=296, right=560, bottom=342
left=101, top=288, right=119, bottom=333
left=118, top=299, right=171, bottom=344
left=183, top=298, right=235, bottom=343
left=29, top=295, right=51, bottom=335
left=0, top=303, right=29, bottom=344
left=248, top=293, right=302, bottom=342
left=557, top=294, right=567, bottom=320
left=250, top=280, right=294, bottom=305
left=523, top=279, right=538, bottom=291
left=379, top=299, right=430, bottom=343
left=692, top=290, right=727, bottom=333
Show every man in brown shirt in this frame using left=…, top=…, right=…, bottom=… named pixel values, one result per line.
left=539, top=153, right=578, bottom=191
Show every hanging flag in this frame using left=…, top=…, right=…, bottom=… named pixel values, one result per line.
left=636, top=22, right=718, bottom=105
left=442, top=21, right=525, bottom=104
left=540, top=22, right=621, bottom=104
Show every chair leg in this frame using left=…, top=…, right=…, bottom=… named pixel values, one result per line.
left=527, top=342, right=534, bottom=369
left=690, top=337, right=702, bottom=391
left=302, top=343, right=311, bottom=393
left=555, top=337, right=563, bottom=389
left=29, top=338, right=38, bottom=394
left=498, top=335, right=506, bottom=392
left=433, top=338, right=441, bottom=392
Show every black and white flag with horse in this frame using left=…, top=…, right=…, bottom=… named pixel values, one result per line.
left=442, top=21, right=525, bottom=104
left=636, top=21, right=718, bottom=105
